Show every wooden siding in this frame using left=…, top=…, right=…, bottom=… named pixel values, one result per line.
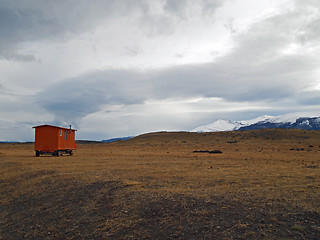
left=34, top=125, right=76, bottom=152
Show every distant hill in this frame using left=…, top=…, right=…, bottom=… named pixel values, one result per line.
left=75, top=140, right=102, bottom=144
left=101, top=136, right=133, bottom=143
left=123, top=129, right=320, bottom=147
left=192, top=113, right=320, bottom=132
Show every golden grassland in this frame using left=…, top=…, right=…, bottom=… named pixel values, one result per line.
left=1, top=129, right=320, bottom=239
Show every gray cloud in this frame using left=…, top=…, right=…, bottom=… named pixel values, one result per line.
left=35, top=70, right=148, bottom=124
left=297, top=91, right=320, bottom=105
left=0, top=0, right=143, bottom=41
left=34, top=0, right=320, bottom=127
left=0, top=0, right=224, bottom=60
left=0, top=0, right=151, bottom=60
left=2, top=0, right=320, bottom=140
left=140, top=0, right=223, bottom=37
left=164, top=0, right=223, bottom=18
left=36, top=55, right=316, bottom=126
left=164, top=0, right=189, bottom=17
left=0, top=49, right=36, bottom=62
left=0, top=83, right=5, bottom=94
left=0, top=83, right=14, bottom=96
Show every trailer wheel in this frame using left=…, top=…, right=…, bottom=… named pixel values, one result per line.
left=35, top=151, right=40, bottom=157
left=53, top=151, right=60, bottom=157
left=70, top=150, right=73, bottom=156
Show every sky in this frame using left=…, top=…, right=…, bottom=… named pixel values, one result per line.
left=1, top=0, right=320, bottom=141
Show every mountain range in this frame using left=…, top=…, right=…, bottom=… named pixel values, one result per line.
left=192, top=113, right=320, bottom=132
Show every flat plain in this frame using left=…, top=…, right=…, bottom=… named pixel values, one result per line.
left=1, top=129, right=320, bottom=239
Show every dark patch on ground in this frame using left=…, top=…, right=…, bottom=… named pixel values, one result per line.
left=1, top=178, right=121, bottom=239
left=290, top=148, right=306, bottom=151
left=2, top=178, right=320, bottom=239
left=193, top=150, right=223, bottom=154
left=110, top=193, right=320, bottom=239
left=305, top=165, right=319, bottom=169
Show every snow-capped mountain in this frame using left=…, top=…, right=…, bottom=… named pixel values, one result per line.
left=192, top=113, right=320, bottom=132
left=191, top=119, right=242, bottom=132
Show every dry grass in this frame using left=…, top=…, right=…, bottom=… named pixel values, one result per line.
left=1, top=129, right=320, bottom=239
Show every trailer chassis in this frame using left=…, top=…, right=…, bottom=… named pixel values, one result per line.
left=35, top=149, right=74, bottom=157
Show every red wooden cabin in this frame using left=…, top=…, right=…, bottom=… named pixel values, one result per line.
left=33, top=124, right=77, bottom=157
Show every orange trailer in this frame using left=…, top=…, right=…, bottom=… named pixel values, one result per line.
left=33, top=124, right=77, bottom=157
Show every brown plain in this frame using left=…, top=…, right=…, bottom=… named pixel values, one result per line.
left=1, top=129, right=320, bottom=239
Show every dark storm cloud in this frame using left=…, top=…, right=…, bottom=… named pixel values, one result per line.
left=36, top=70, right=148, bottom=122
left=0, top=0, right=147, bottom=41
left=0, top=0, right=224, bottom=61
left=0, top=0, right=151, bottom=60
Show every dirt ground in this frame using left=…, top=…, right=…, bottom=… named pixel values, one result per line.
left=1, top=129, right=320, bottom=239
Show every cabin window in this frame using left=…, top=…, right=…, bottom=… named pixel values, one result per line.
left=60, top=130, right=62, bottom=136
left=64, top=131, right=67, bottom=140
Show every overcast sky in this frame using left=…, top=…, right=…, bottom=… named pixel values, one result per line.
left=1, top=0, right=320, bottom=141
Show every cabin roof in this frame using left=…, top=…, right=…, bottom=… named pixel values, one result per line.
left=32, top=124, right=77, bottom=131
